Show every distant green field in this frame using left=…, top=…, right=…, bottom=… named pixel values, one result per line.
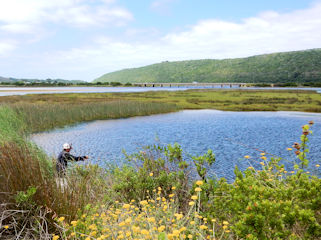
left=94, top=49, right=321, bottom=84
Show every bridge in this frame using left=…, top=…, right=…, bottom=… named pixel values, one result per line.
left=132, top=82, right=249, bottom=88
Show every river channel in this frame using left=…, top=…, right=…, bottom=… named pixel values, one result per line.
left=31, top=110, right=321, bottom=180
left=1, top=86, right=321, bottom=96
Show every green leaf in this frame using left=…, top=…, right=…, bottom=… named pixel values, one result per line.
left=158, top=232, right=167, bottom=240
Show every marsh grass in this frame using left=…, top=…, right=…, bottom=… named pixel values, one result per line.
left=2, top=89, right=321, bottom=113
left=0, top=107, right=113, bottom=238
left=11, top=100, right=179, bottom=132
left=0, top=142, right=112, bottom=239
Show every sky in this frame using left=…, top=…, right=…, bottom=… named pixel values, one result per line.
left=0, top=0, right=320, bottom=81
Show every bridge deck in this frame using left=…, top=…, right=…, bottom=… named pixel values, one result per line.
left=133, top=82, right=249, bottom=88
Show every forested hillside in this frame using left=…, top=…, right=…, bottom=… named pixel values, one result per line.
left=94, top=49, right=321, bottom=84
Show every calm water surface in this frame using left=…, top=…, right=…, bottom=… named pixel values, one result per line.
left=0, top=86, right=233, bottom=96
left=31, top=110, right=321, bottom=180
left=0, top=86, right=321, bottom=96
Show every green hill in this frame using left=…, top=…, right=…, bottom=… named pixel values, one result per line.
left=94, top=49, right=321, bottom=84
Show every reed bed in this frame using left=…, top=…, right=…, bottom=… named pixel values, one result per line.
left=2, top=89, right=321, bottom=113
left=10, top=101, right=179, bottom=133
left=0, top=141, right=111, bottom=239
left=0, top=107, right=113, bottom=238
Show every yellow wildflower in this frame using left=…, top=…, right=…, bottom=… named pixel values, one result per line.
left=141, top=229, right=149, bottom=235
left=158, top=225, right=166, bottom=232
left=117, top=234, right=124, bottom=239
left=123, top=204, right=130, bottom=209
left=149, top=172, right=153, bottom=176
left=200, top=225, right=208, bottom=230
left=196, top=180, right=203, bottom=186
left=189, top=201, right=195, bottom=206
left=173, top=229, right=180, bottom=236
left=140, top=200, right=148, bottom=206
left=53, top=235, right=59, bottom=240
left=125, top=217, right=131, bottom=224
left=195, top=187, right=202, bottom=192
left=244, top=155, right=250, bottom=159
left=71, top=220, right=77, bottom=226
left=191, top=195, right=198, bottom=200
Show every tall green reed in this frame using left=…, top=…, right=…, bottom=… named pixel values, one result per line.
left=11, top=101, right=178, bottom=133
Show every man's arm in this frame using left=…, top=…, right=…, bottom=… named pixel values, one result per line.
left=65, top=152, right=88, bottom=162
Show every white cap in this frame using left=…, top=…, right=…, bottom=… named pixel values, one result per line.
left=63, top=143, right=71, bottom=150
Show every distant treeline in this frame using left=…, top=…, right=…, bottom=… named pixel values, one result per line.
left=2, top=81, right=321, bottom=88
left=0, top=81, right=132, bottom=87
left=94, top=48, right=321, bottom=84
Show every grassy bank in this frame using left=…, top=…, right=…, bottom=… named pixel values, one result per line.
left=1, top=89, right=321, bottom=113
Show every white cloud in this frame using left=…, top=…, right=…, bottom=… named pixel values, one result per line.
left=160, top=2, right=321, bottom=59
left=0, top=40, right=16, bottom=56
left=0, top=0, right=133, bottom=33
left=150, top=0, right=177, bottom=14
left=0, top=0, right=133, bottom=55
left=0, top=23, right=35, bottom=34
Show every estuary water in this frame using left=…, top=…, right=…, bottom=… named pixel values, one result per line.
left=0, top=86, right=321, bottom=96
left=31, top=110, right=321, bottom=180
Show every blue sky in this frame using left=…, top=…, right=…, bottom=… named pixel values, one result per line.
left=0, top=0, right=320, bottom=81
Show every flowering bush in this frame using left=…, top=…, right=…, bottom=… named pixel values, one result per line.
left=55, top=182, right=233, bottom=240
left=201, top=121, right=321, bottom=239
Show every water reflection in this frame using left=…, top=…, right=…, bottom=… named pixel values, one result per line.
left=31, top=110, right=321, bottom=180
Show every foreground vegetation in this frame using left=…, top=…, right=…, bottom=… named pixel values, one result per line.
left=94, top=49, right=321, bottom=84
left=0, top=90, right=321, bottom=239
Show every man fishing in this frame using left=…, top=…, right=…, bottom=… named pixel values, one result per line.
left=56, top=143, right=89, bottom=177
